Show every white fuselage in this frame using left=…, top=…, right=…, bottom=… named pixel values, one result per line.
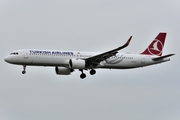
left=4, top=33, right=174, bottom=79
left=4, top=49, right=170, bottom=69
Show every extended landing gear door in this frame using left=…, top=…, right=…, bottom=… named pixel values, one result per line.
left=23, top=50, right=28, bottom=59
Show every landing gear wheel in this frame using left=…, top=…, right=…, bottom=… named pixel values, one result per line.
left=22, top=65, right=26, bottom=74
left=90, top=69, right=96, bottom=75
left=22, top=71, right=26, bottom=74
left=80, top=73, right=86, bottom=79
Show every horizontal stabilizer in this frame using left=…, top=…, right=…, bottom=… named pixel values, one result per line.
left=152, top=54, right=175, bottom=61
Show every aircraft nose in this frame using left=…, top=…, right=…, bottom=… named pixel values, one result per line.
left=4, top=56, right=11, bottom=63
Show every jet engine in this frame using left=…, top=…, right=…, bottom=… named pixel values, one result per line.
left=55, top=67, right=71, bottom=75
left=69, top=59, right=86, bottom=69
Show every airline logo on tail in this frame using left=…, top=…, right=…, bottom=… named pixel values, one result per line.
left=141, top=32, right=166, bottom=56
left=148, top=39, right=163, bottom=56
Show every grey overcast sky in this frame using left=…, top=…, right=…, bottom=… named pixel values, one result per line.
left=0, top=0, right=180, bottom=120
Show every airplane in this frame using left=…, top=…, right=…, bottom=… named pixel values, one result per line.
left=4, top=32, right=174, bottom=79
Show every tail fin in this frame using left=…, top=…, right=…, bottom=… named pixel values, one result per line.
left=141, top=32, right=166, bottom=56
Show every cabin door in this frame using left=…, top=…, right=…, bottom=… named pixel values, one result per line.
left=23, top=50, right=28, bottom=59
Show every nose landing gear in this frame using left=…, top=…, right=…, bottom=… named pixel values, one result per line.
left=22, top=65, right=26, bottom=74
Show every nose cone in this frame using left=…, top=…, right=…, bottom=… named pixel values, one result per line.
left=4, top=56, right=11, bottom=63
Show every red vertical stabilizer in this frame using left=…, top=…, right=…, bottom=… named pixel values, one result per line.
left=141, top=32, right=166, bottom=56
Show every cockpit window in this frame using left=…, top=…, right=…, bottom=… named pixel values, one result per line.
left=10, top=52, right=18, bottom=55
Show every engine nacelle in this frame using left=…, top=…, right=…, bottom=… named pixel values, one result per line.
left=55, top=67, right=71, bottom=75
left=69, top=59, right=86, bottom=69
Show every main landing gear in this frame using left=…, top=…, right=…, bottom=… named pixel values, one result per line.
left=79, top=69, right=86, bottom=79
left=22, top=65, right=26, bottom=74
left=90, top=69, right=96, bottom=75
left=79, top=69, right=96, bottom=79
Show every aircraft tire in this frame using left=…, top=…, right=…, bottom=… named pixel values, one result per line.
left=80, top=73, right=86, bottom=79
left=90, top=69, right=96, bottom=75
left=22, top=71, right=26, bottom=74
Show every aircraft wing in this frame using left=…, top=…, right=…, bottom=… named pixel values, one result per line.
left=85, top=36, right=132, bottom=67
